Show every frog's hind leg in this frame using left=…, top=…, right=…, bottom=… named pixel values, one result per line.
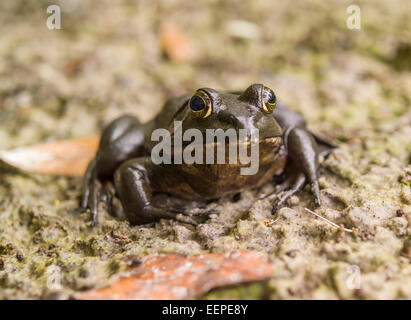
left=114, top=157, right=198, bottom=226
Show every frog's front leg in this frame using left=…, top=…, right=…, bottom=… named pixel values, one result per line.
left=113, top=158, right=198, bottom=226
left=272, top=127, right=321, bottom=213
left=81, top=115, right=148, bottom=225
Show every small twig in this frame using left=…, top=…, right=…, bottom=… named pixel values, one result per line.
left=304, top=208, right=353, bottom=233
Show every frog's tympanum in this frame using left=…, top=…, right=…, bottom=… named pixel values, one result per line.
left=81, top=84, right=335, bottom=225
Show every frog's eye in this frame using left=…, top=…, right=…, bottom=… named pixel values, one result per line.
left=261, top=86, right=276, bottom=114
left=189, top=90, right=213, bottom=118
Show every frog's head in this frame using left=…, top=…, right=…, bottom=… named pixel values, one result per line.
left=179, top=83, right=282, bottom=141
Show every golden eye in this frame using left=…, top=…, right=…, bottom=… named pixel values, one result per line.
left=261, top=86, right=276, bottom=114
left=189, top=90, right=213, bottom=118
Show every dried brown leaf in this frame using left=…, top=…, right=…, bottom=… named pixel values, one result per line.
left=0, top=137, right=99, bottom=176
left=160, top=21, right=194, bottom=61
left=74, top=251, right=274, bottom=300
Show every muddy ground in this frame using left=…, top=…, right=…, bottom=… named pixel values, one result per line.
left=0, top=0, right=410, bottom=299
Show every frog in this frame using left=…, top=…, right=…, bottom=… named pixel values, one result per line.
left=81, top=83, right=336, bottom=226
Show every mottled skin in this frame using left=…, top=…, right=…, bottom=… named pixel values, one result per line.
left=81, top=84, right=335, bottom=225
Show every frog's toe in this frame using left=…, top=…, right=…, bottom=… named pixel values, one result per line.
left=271, top=173, right=306, bottom=214
left=80, top=159, right=100, bottom=225
left=186, top=207, right=219, bottom=216
left=80, top=196, right=88, bottom=213
left=101, top=182, right=116, bottom=215
left=167, top=206, right=218, bottom=216
left=310, top=181, right=321, bottom=207
left=271, top=195, right=289, bottom=214
left=88, top=178, right=101, bottom=226
left=271, top=199, right=283, bottom=214
left=174, top=214, right=198, bottom=226
left=260, top=176, right=293, bottom=200
left=81, top=159, right=95, bottom=211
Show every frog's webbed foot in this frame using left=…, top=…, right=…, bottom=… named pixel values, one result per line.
left=163, top=206, right=218, bottom=225
left=81, top=159, right=116, bottom=226
left=259, top=176, right=294, bottom=200
left=271, top=173, right=306, bottom=214
left=142, top=205, right=199, bottom=226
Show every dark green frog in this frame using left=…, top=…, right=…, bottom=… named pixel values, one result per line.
left=81, top=84, right=335, bottom=225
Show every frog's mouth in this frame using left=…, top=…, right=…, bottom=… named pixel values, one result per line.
left=175, top=135, right=283, bottom=147
left=260, top=135, right=283, bottom=144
